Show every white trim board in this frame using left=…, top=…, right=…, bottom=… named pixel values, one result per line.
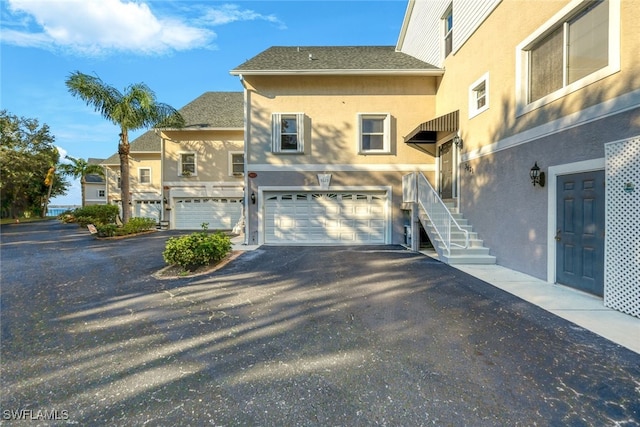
left=463, top=88, right=640, bottom=162
left=247, top=164, right=437, bottom=173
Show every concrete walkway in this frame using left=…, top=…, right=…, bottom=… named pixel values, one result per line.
left=452, top=263, right=640, bottom=354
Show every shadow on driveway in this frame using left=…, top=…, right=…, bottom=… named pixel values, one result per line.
left=1, top=221, right=639, bottom=425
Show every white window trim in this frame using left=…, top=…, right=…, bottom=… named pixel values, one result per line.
left=138, top=167, right=151, bottom=185
left=98, top=189, right=105, bottom=198
left=515, top=0, right=620, bottom=116
left=179, top=152, right=197, bottom=176
left=229, top=151, right=244, bottom=176
left=272, top=113, right=305, bottom=153
left=357, top=113, right=391, bottom=154
left=469, top=72, right=490, bottom=119
left=442, top=3, right=453, bottom=60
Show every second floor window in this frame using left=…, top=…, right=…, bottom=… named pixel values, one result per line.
left=469, top=72, right=489, bottom=118
left=272, top=113, right=305, bottom=153
left=443, top=5, right=453, bottom=58
left=139, top=168, right=151, bottom=184
left=358, top=113, right=391, bottom=154
left=180, top=153, right=196, bottom=176
left=528, top=0, right=609, bottom=103
left=230, top=152, right=244, bottom=175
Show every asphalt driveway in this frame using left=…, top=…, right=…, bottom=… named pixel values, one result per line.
left=1, top=221, right=639, bottom=426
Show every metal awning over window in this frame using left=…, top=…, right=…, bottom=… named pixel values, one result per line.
left=404, top=110, right=459, bottom=155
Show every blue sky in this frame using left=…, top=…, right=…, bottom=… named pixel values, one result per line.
left=0, top=0, right=408, bottom=205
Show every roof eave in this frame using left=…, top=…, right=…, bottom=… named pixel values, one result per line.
left=161, top=126, right=244, bottom=132
left=230, top=69, right=444, bottom=77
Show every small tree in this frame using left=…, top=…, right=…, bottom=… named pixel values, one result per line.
left=59, top=156, right=105, bottom=207
left=0, top=110, right=68, bottom=218
left=66, top=71, right=184, bottom=223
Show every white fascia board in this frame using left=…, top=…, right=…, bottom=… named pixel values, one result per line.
left=230, top=69, right=444, bottom=77
left=247, top=164, right=436, bottom=172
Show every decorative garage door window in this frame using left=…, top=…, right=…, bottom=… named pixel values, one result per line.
left=174, top=198, right=242, bottom=230
left=264, top=192, right=387, bottom=244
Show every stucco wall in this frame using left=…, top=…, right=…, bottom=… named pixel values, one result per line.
left=435, top=0, right=640, bottom=154
left=244, top=75, right=438, bottom=167
left=162, top=129, right=244, bottom=183
left=461, top=108, right=640, bottom=279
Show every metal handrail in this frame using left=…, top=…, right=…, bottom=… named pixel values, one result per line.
left=416, top=172, right=469, bottom=256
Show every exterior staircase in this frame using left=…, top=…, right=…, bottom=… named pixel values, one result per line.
left=418, top=200, right=496, bottom=265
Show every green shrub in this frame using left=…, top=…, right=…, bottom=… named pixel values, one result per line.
left=119, top=217, right=157, bottom=235
left=75, top=216, right=96, bottom=227
left=96, top=224, right=117, bottom=237
left=163, top=230, right=232, bottom=271
left=73, top=205, right=119, bottom=225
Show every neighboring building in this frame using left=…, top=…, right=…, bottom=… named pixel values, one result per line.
left=83, top=157, right=106, bottom=206
left=102, top=131, right=163, bottom=222
left=160, top=92, right=245, bottom=230
left=396, top=0, right=639, bottom=317
left=230, top=46, right=445, bottom=246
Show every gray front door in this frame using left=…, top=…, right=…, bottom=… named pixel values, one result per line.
left=556, top=171, right=605, bottom=296
left=439, top=141, right=453, bottom=199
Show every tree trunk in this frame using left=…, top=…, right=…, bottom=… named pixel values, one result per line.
left=119, top=131, right=132, bottom=223
left=80, top=176, right=86, bottom=207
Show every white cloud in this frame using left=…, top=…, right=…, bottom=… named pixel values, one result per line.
left=3, top=0, right=217, bottom=56
left=2, top=0, right=286, bottom=56
left=199, top=4, right=286, bottom=29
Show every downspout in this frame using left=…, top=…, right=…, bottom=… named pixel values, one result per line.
left=239, top=74, right=250, bottom=245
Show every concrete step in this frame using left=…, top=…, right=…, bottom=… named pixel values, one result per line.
left=440, top=254, right=497, bottom=265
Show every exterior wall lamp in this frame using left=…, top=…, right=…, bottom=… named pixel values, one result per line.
left=251, top=192, right=256, bottom=204
left=453, top=134, right=463, bottom=149
left=530, top=162, right=545, bottom=187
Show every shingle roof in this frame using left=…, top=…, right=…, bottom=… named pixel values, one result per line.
left=102, top=130, right=160, bottom=165
left=100, top=92, right=243, bottom=165
left=231, top=46, right=440, bottom=75
left=178, top=92, right=244, bottom=129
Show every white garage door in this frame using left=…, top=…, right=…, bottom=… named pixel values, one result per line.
left=135, top=200, right=161, bottom=221
left=174, top=197, right=243, bottom=230
left=264, top=192, right=387, bottom=244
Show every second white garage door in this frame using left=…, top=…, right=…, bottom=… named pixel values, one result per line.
left=174, top=198, right=243, bottom=230
left=264, top=192, right=387, bottom=244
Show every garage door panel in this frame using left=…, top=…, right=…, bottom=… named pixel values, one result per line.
left=264, top=192, right=387, bottom=244
left=174, top=198, right=242, bottom=230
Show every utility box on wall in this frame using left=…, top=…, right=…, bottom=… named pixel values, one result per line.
left=604, top=137, right=640, bottom=318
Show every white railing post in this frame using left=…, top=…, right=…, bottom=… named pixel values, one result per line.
left=416, top=172, right=469, bottom=256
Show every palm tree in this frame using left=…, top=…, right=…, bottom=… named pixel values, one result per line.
left=65, top=71, right=184, bottom=222
left=58, top=156, right=105, bottom=207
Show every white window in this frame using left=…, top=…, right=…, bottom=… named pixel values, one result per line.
left=138, top=168, right=151, bottom=184
left=443, top=4, right=453, bottom=58
left=516, top=0, right=620, bottom=114
left=272, top=113, right=305, bottom=153
left=116, top=175, right=121, bottom=189
left=179, top=153, right=196, bottom=176
left=469, top=72, right=489, bottom=118
left=98, top=190, right=105, bottom=197
left=229, top=152, right=244, bottom=175
left=357, top=113, right=391, bottom=154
